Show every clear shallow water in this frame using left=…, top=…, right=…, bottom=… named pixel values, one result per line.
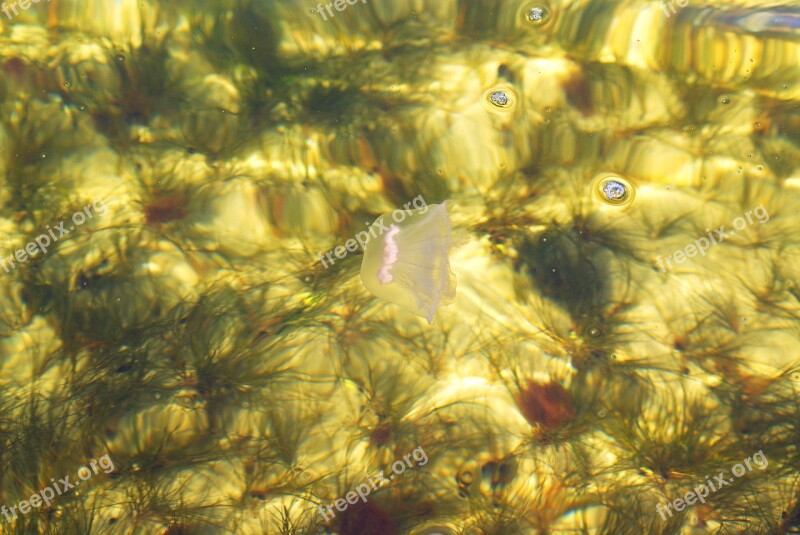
left=0, top=1, right=799, bottom=534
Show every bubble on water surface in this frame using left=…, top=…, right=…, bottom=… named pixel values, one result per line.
left=525, top=5, right=549, bottom=23
left=593, top=174, right=636, bottom=207
left=489, top=90, right=509, bottom=107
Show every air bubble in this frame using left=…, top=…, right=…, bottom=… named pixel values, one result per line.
left=602, top=181, right=626, bottom=201
left=457, top=468, right=474, bottom=485
left=482, top=86, right=516, bottom=113
left=489, top=90, right=510, bottom=107
left=524, top=5, right=550, bottom=24
left=592, top=174, right=636, bottom=207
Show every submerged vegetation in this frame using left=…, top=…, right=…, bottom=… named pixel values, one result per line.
left=0, top=0, right=799, bottom=533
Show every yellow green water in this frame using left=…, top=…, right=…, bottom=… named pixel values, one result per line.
left=1, top=0, right=799, bottom=534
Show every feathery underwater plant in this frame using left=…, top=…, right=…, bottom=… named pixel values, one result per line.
left=2, top=1, right=800, bottom=533
left=96, top=29, right=181, bottom=146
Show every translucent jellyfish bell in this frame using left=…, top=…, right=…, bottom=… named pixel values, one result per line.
left=360, top=202, right=457, bottom=324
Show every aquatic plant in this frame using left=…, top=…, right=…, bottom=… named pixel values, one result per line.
left=1, top=0, right=800, bottom=533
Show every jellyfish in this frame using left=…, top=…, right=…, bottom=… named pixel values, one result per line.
left=360, top=202, right=457, bottom=324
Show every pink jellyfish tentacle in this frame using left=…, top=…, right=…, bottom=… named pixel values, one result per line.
left=377, top=225, right=401, bottom=284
